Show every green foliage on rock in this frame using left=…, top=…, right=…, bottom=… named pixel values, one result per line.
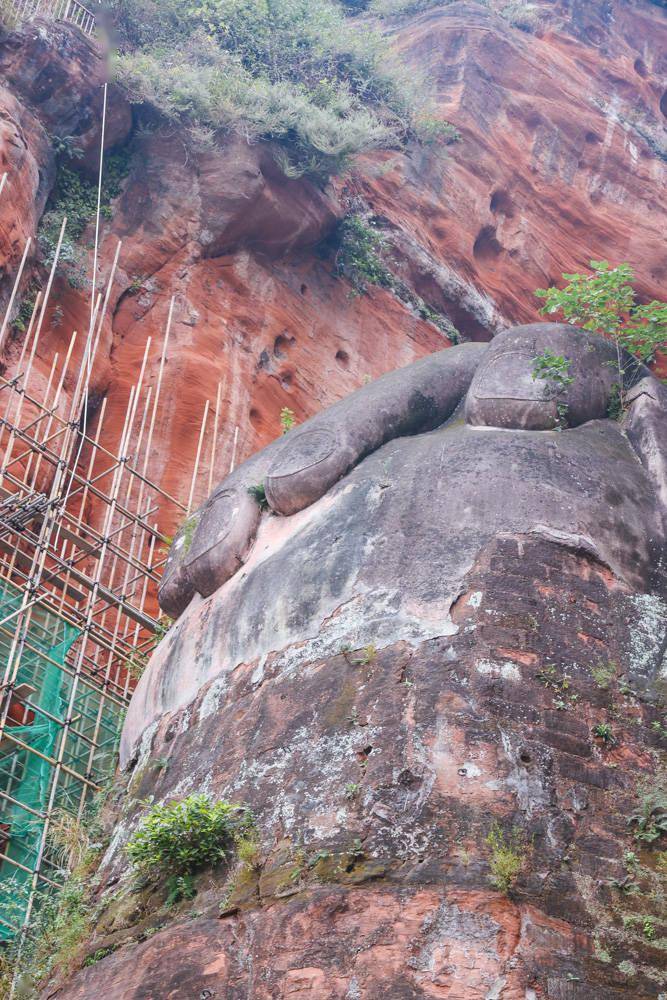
left=126, top=793, right=252, bottom=881
left=485, top=822, right=524, bottom=893
left=247, top=482, right=269, bottom=510
left=39, top=150, right=131, bottom=285
left=628, top=785, right=667, bottom=844
left=536, top=261, right=667, bottom=368
left=109, top=0, right=456, bottom=178
left=370, top=0, right=454, bottom=15
left=280, top=406, right=296, bottom=434
left=0, top=795, right=109, bottom=995
left=334, top=212, right=459, bottom=338
left=336, top=214, right=394, bottom=293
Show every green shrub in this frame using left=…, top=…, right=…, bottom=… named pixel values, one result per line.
left=531, top=349, right=574, bottom=428
left=335, top=214, right=394, bottom=293
left=500, top=2, right=541, bottom=31
left=485, top=822, right=524, bottom=893
left=280, top=407, right=296, bottom=434
left=592, top=722, right=616, bottom=745
left=0, top=876, right=91, bottom=991
left=247, top=483, right=269, bottom=510
left=126, top=793, right=251, bottom=880
left=535, top=262, right=667, bottom=392
left=370, top=0, right=452, bottom=15
left=110, top=0, right=457, bottom=178
left=334, top=211, right=458, bottom=337
left=531, top=350, right=574, bottom=392
left=38, top=150, right=131, bottom=282
left=628, top=786, right=667, bottom=844
left=590, top=661, right=617, bottom=689
left=0, top=0, right=19, bottom=29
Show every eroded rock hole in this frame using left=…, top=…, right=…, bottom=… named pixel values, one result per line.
left=489, top=189, right=514, bottom=217
left=473, top=225, right=503, bottom=262
left=335, top=349, right=350, bottom=369
left=660, top=90, right=667, bottom=120
left=633, top=58, right=648, bottom=79
left=274, top=334, right=290, bottom=357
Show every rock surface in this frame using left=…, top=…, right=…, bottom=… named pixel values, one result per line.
left=47, top=324, right=667, bottom=1000
left=0, top=0, right=666, bottom=546
left=0, top=2, right=665, bottom=997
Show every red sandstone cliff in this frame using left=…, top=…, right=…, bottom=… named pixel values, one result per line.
left=0, top=0, right=665, bottom=541
left=1, top=3, right=666, bottom=999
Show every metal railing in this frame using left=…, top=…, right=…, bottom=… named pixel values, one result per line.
left=8, top=0, right=96, bottom=36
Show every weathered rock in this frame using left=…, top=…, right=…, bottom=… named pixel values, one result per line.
left=465, top=323, right=622, bottom=430
left=160, top=342, right=484, bottom=616
left=44, top=325, right=660, bottom=998
left=126, top=324, right=666, bottom=753
left=2, top=0, right=666, bottom=553
left=58, top=532, right=667, bottom=998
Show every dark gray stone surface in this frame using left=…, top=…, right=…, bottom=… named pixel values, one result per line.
left=465, top=323, right=620, bottom=430
left=127, top=324, right=667, bottom=760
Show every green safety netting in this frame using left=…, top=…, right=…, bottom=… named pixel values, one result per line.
left=0, top=579, right=123, bottom=939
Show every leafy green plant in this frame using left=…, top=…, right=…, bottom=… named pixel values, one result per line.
left=174, top=513, right=198, bottom=556
left=535, top=261, right=667, bottom=407
left=0, top=876, right=91, bottom=992
left=83, top=945, right=117, bottom=967
left=591, top=661, right=617, bottom=690
left=126, top=794, right=251, bottom=883
left=628, top=787, right=667, bottom=844
left=49, top=133, right=84, bottom=159
left=344, top=642, right=377, bottom=666
left=485, top=822, right=524, bottom=894
left=536, top=664, right=578, bottom=709
left=125, top=649, right=148, bottom=680
left=165, top=872, right=197, bottom=906
left=333, top=211, right=458, bottom=337
left=370, top=0, right=455, bottom=14
left=335, top=214, right=394, bottom=293
left=642, top=917, right=656, bottom=941
left=11, top=290, right=38, bottom=335
left=280, top=407, right=296, bottom=434
left=38, top=150, right=132, bottom=283
left=531, top=351, right=574, bottom=391
left=650, top=719, right=667, bottom=741
left=235, top=833, right=261, bottom=871
left=344, top=782, right=360, bottom=800
left=531, top=350, right=574, bottom=428
left=592, top=722, right=616, bottom=746
left=247, top=483, right=269, bottom=511
left=500, top=2, right=542, bottom=31
left=0, top=0, right=19, bottom=29
left=152, top=616, right=173, bottom=647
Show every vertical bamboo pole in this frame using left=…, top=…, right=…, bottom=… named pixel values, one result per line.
left=187, top=399, right=209, bottom=515
left=0, top=237, right=32, bottom=353
left=208, top=380, right=222, bottom=496
left=229, top=424, right=239, bottom=473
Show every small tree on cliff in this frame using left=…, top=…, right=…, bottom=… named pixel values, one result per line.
left=536, top=261, right=667, bottom=405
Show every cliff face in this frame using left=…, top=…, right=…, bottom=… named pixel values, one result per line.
left=1, top=2, right=667, bottom=999
left=1, top=0, right=666, bottom=538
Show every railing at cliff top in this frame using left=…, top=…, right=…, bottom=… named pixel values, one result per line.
left=8, top=0, right=96, bottom=36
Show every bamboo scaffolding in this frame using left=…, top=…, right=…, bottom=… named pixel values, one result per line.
left=0, top=135, right=207, bottom=978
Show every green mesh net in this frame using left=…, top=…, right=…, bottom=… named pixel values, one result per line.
left=0, top=579, right=123, bottom=939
